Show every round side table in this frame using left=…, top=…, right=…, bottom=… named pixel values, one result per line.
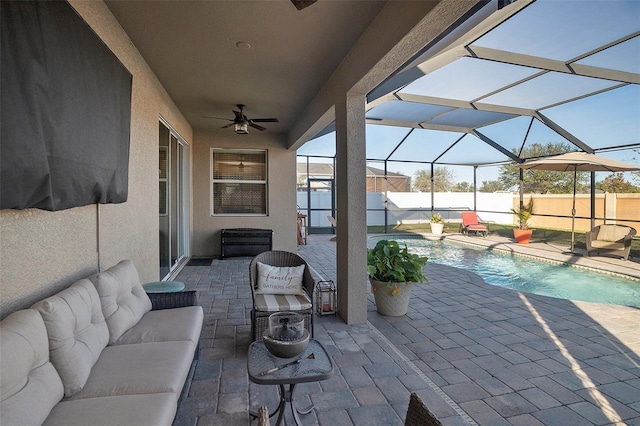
left=142, top=280, right=185, bottom=293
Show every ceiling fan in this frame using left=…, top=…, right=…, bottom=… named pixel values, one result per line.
left=205, top=104, right=279, bottom=134
left=291, top=0, right=317, bottom=10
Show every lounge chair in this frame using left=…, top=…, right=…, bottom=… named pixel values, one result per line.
left=585, top=224, right=636, bottom=260
left=249, top=251, right=315, bottom=341
left=327, top=215, right=337, bottom=241
left=460, top=211, right=488, bottom=237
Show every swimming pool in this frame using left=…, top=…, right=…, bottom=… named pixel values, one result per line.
left=383, top=237, right=640, bottom=307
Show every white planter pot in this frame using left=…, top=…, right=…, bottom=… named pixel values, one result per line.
left=430, top=223, right=444, bottom=235
left=369, top=278, right=413, bottom=316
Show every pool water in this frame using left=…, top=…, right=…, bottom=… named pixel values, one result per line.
left=387, top=237, right=640, bottom=307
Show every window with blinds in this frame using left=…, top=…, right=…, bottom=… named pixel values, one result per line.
left=211, top=149, right=267, bottom=215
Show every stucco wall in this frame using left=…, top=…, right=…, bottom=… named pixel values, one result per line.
left=192, top=130, right=297, bottom=257
left=0, top=1, right=192, bottom=318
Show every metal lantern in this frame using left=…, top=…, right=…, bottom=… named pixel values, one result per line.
left=315, top=280, right=337, bottom=315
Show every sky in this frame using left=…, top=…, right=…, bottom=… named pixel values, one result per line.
left=297, top=0, right=640, bottom=187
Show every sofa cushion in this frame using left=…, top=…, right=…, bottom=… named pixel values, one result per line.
left=253, top=292, right=312, bottom=312
left=69, top=340, right=195, bottom=400
left=597, top=225, right=630, bottom=242
left=90, top=260, right=152, bottom=343
left=43, top=392, right=178, bottom=426
left=32, top=279, right=109, bottom=397
left=0, top=309, right=64, bottom=426
left=114, top=306, right=203, bottom=346
left=590, top=240, right=625, bottom=250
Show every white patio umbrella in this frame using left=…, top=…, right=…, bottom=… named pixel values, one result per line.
left=518, top=152, right=639, bottom=254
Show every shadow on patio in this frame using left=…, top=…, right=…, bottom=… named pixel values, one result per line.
left=173, top=234, right=640, bottom=426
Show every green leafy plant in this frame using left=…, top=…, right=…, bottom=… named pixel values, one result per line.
left=429, top=213, right=444, bottom=224
left=511, top=197, right=535, bottom=230
left=367, top=240, right=428, bottom=295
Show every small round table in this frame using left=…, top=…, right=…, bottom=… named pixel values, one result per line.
left=142, top=280, right=185, bottom=293
left=248, top=339, right=334, bottom=426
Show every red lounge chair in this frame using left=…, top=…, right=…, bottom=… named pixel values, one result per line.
left=461, top=212, right=488, bottom=237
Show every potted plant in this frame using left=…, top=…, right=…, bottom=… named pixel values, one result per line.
left=429, top=213, right=444, bottom=235
left=511, top=197, right=535, bottom=244
left=367, top=240, right=428, bottom=316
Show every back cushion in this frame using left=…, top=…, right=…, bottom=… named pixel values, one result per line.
left=32, top=279, right=109, bottom=397
left=1, top=309, right=64, bottom=425
left=598, top=225, right=630, bottom=242
left=89, top=260, right=152, bottom=343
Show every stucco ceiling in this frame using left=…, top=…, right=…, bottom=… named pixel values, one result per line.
left=105, top=0, right=387, bottom=135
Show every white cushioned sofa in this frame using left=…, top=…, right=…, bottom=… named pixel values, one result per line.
left=0, top=260, right=203, bottom=426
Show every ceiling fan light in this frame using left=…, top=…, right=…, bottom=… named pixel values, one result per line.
left=234, top=122, right=249, bottom=134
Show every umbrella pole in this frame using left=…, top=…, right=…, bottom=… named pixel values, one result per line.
left=570, top=167, right=577, bottom=254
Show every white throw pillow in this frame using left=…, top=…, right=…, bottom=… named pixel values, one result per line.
left=255, top=262, right=305, bottom=295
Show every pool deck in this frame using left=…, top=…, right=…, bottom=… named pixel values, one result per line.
left=173, top=233, right=640, bottom=426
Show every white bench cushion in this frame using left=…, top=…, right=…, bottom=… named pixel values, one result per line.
left=114, top=306, right=203, bottom=346
left=90, top=260, right=152, bottom=344
left=0, top=310, right=64, bottom=425
left=44, top=392, right=177, bottom=426
left=32, top=279, right=109, bottom=397
left=68, top=340, right=195, bottom=400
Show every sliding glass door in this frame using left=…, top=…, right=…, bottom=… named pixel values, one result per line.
left=159, top=121, right=189, bottom=279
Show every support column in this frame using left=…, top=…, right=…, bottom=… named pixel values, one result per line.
left=473, top=166, right=478, bottom=211
left=430, top=163, right=435, bottom=215
left=335, top=93, right=367, bottom=324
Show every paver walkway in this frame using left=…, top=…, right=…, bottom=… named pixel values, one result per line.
left=173, top=234, right=640, bottom=426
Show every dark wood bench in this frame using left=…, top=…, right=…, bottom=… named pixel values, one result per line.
left=220, top=228, right=273, bottom=259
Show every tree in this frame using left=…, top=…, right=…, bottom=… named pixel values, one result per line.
left=631, top=148, right=640, bottom=186
left=452, top=181, right=473, bottom=192
left=498, top=142, right=588, bottom=193
left=596, top=173, right=640, bottom=193
left=479, top=180, right=504, bottom=193
left=413, top=167, right=455, bottom=192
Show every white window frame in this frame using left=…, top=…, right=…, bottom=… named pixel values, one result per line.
left=210, top=148, right=268, bottom=216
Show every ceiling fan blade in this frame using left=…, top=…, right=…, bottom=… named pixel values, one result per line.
left=203, top=116, right=233, bottom=121
left=221, top=123, right=235, bottom=129
left=251, top=118, right=279, bottom=123
left=249, top=122, right=266, bottom=131
left=291, top=0, right=317, bottom=10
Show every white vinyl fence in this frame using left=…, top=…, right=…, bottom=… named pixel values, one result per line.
left=297, top=191, right=514, bottom=229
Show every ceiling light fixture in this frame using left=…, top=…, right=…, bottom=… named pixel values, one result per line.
left=235, top=41, right=252, bottom=50
left=234, top=122, right=249, bottom=134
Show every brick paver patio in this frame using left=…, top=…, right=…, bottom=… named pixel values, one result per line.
left=173, top=234, right=640, bottom=425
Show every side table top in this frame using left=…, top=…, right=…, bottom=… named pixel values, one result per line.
left=142, top=280, right=185, bottom=293
left=248, top=339, right=334, bottom=385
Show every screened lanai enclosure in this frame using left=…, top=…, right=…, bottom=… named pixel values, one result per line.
left=297, top=0, right=640, bottom=235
